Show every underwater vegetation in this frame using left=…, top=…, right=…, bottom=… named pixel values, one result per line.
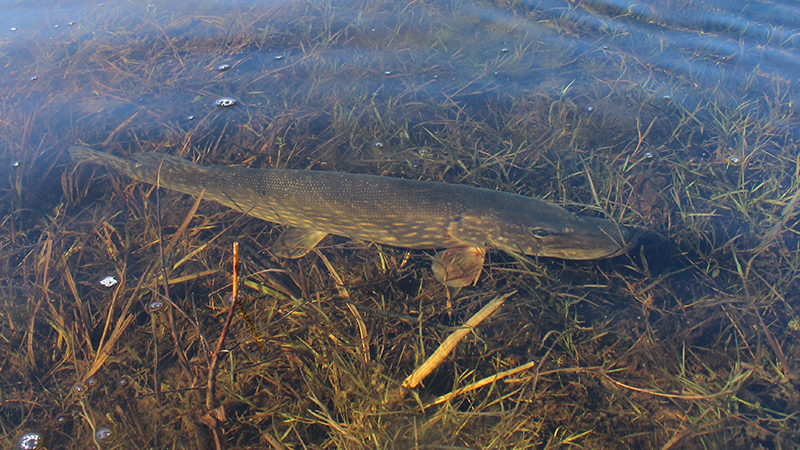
left=1, top=0, right=800, bottom=448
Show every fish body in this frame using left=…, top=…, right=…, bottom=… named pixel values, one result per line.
left=70, top=146, right=632, bottom=286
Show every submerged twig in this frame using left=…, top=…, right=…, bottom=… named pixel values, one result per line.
left=389, top=290, right=515, bottom=406
left=203, top=242, right=239, bottom=450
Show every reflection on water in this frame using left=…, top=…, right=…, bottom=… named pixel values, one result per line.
left=1, top=0, right=799, bottom=448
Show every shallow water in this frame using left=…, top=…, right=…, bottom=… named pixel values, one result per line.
left=1, top=0, right=799, bottom=448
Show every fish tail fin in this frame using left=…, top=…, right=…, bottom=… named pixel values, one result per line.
left=69, top=146, right=138, bottom=177
left=69, top=146, right=204, bottom=188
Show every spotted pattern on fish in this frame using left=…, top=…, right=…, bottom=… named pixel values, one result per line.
left=69, top=146, right=632, bottom=262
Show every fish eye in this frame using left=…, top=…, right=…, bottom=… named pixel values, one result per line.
left=529, top=228, right=553, bottom=239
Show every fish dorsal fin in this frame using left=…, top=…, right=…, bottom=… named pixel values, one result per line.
left=431, top=246, right=486, bottom=287
left=272, top=228, right=328, bottom=259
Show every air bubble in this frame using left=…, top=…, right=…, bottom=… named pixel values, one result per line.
left=73, top=383, right=86, bottom=393
left=373, top=142, right=384, bottom=148
left=644, top=152, right=654, bottom=160
left=500, top=48, right=509, bottom=53
left=586, top=106, right=595, bottom=112
left=274, top=55, right=284, bottom=60
left=217, top=64, right=231, bottom=71
left=118, top=376, right=130, bottom=387
left=147, top=300, right=166, bottom=313
left=729, top=156, right=741, bottom=164
left=16, top=431, right=44, bottom=450
left=97, top=275, right=118, bottom=288
left=94, top=426, right=115, bottom=443
left=12, top=160, right=20, bottom=168
left=215, top=97, right=236, bottom=108
left=86, top=376, right=97, bottom=387
left=383, top=70, right=392, bottom=76
left=601, top=44, right=610, bottom=50
left=187, top=115, right=194, bottom=120
left=661, top=94, right=672, bottom=101
left=224, top=293, right=242, bottom=304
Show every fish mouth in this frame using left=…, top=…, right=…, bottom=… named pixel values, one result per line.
left=541, top=217, right=635, bottom=260
left=582, top=217, right=634, bottom=259
left=600, top=235, right=636, bottom=258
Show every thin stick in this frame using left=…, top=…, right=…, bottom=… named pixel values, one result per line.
left=228, top=242, right=267, bottom=352
left=206, top=242, right=239, bottom=410
left=426, top=359, right=538, bottom=408
left=402, top=290, right=515, bottom=390
left=152, top=309, right=160, bottom=404
left=232, top=242, right=239, bottom=302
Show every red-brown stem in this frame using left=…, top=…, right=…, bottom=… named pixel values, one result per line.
left=205, top=242, right=239, bottom=411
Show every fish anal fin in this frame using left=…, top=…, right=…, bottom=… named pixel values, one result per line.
left=272, top=228, right=328, bottom=259
left=431, top=246, right=486, bottom=287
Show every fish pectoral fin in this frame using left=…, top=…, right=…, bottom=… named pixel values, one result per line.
left=272, top=228, right=328, bottom=259
left=431, top=246, right=486, bottom=287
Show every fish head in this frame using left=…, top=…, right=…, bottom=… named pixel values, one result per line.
left=453, top=201, right=633, bottom=260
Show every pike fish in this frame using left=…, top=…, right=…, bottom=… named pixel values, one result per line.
left=69, top=146, right=632, bottom=287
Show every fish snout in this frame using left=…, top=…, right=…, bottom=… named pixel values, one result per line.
left=576, top=216, right=634, bottom=259
left=538, top=216, right=633, bottom=260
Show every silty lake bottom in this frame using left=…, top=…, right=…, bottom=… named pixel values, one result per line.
left=1, top=0, right=799, bottom=448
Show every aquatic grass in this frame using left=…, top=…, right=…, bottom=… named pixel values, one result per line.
left=3, top=0, right=800, bottom=448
